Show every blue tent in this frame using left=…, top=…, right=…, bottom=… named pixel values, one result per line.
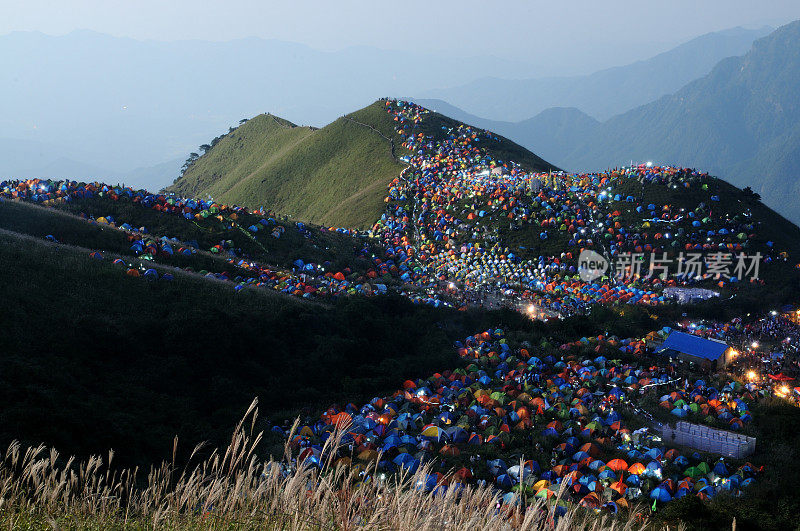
left=650, top=487, right=672, bottom=502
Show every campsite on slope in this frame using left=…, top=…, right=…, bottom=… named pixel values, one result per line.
left=2, top=98, right=800, bottom=530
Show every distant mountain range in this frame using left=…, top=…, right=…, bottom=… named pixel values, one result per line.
left=414, top=20, right=800, bottom=224
left=0, top=26, right=770, bottom=190
left=0, top=30, right=544, bottom=186
left=418, top=26, right=773, bottom=122
left=0, top=137, right=115, bottom=178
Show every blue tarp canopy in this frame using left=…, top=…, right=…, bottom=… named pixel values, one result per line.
left=655, top=331, right=729, bottom=361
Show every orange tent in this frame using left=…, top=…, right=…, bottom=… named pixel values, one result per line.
left=606, top=459, right=628, bottom=472
left=628, top=462, right=646, bottom=475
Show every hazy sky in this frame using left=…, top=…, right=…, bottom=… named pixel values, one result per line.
left=4, top=0, right=799, bottom=73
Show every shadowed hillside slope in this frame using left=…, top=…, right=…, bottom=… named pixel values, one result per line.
left=0, top=217, right=484, bottom=466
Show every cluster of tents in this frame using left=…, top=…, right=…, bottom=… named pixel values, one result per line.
left=370, top=99, right=791, bottom=314
left=4, top=103, right=782, bottom=517
left=88, top=251, right=173, bottom=281
left=88, top=213, right=374, bottom=299
left=657, top=383, right=753, bottom=429
left=373, top=102, right=688, bottom=313
left=283, top=328, right=761, bottom=513
left=1, top=179, right=265, bottom=221
left=4, top=178, right=447, bottom=304
left=0, top=100, right=787, bottom=318
left=88, top=243, right=407, bottom=301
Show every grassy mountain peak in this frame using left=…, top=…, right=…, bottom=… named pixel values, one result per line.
left=167, top=102, right=408, bottom=229
left=168, top=100, right=557, bottom=229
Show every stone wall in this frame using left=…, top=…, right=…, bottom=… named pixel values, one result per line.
left=661, top=421, right=756, bottom=459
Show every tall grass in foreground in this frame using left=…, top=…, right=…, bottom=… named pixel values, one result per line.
left=0, top=400, right=683, bottom=530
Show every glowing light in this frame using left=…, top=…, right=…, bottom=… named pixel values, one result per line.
left=747, top=371, right=757, bottom=381
left=779, top=385, right=790, bottom=396
left=751, top=341, right=759, bottom=349
left=646, top=161, right=653, bottom=168
left=448, top=282, right=455, bottom=290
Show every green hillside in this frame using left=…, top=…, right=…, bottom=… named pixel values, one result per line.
left=168, top=102, right=408, bottom=229
left=168, top=100, right=558, bottom=229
